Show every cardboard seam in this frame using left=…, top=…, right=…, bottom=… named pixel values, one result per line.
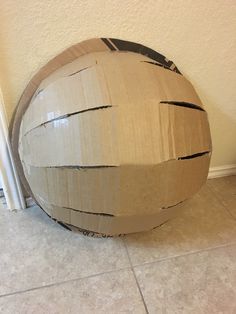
left=62, top=200, right=185, bottom=219
left=141, top=60, right=175, bottom=72
left=23, top=105, right=113, bottom=137
left=68, top=65, right=93, bottom=77
left=61, top=206, right=114, bottom=217
left=34, top=65, right=95, bottom=97
left=178, top=151, right=210, bottom=160
left=160, top=101, right=204, bottom=111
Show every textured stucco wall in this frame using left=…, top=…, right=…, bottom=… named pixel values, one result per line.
left=0, top=0, right=235, bottom=167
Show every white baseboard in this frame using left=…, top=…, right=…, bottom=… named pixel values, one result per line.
left=208, top=164, right=236, bottom=179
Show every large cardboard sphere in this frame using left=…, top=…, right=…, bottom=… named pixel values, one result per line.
left=14, top=38, right=211, bottom=236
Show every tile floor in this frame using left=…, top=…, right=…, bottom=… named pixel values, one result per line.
left=0, top=176, right=236, bottom=313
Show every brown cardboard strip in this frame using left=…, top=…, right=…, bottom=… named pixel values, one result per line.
left=20, top=104, right=211, bottom=167
left=21, top=52, right=204, bottom=136
left=53, top=202, right=186, bottom=235
left=23, top=154, right=210, bottom=217
left=33, top=192, right=185, bottom=236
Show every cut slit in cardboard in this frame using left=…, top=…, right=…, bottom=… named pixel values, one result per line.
left=13, top=38, right=212, bottom=236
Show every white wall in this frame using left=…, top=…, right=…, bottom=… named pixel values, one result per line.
left=0, top=173, right=2, bottom=189
left=0, top=0, right=235, bottom=168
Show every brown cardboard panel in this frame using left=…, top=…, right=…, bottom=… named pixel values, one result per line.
left=23, top=154, right=210, bottom=216
left=20, top=107, right=118, bottom=167
left=20, top=104, right=211, bottom=167
left=118, top=104, right=211, bottom=165
left=51, top=202, right=185, bottom=235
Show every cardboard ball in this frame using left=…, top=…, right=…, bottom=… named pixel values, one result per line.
left=15, top=38, right=211, bottom=236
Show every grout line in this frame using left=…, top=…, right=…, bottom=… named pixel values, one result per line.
left=0, top=266, right=131, bottom=299
left=122, top=239, right=149, bottom=314
left=207, top=183, right=236, bottom=221
left=130, top=241, right=236, bottom=269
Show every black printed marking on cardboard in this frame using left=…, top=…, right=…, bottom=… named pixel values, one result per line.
left=101, top=38, right=116, bottom=51
left=108, top=38, right=181, bottom=74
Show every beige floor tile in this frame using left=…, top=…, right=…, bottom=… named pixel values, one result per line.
left=208, top=175, right=236, bottom=218
left=124, top=184, right=236, bottom=265
left=0, top=197, right=6, bottom=209
left=0, top=205, right=129, bottom=295
left=135, top=244, right=236, bottom=314
left=0, top=269, right=146, bottom=314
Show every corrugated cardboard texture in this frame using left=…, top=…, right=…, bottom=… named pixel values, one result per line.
left=11, top=38, right=181, bottom=195
left=23, top=154, right=210, bottom=217
left=21, top=52, right=203, bottom=136
left=20, top=104, right=210, bottom=167
left=16, top=41, right=212, bottom=235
